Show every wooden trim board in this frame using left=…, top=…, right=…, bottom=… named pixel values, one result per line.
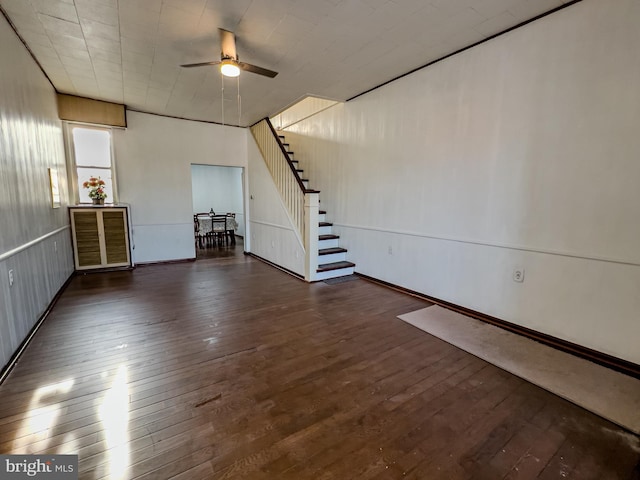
left=57, top=93, right=126, bottom=127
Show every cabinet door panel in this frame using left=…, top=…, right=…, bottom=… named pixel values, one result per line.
left=102, top=211, right=129, bottom=264
left=74, top=211, right=102, bottom=267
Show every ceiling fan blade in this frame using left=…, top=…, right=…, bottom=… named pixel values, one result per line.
left=182, top=30, right=277, bottom=77
left=181, top=61, right=221, bottom=68
left=238, top=62, right=278, bottom=78
left=219, top=28, right=237, bottom=60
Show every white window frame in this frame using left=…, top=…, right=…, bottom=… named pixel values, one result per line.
left=64, top=122, right=119, bottom=205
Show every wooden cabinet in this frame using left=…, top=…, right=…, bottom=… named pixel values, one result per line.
left=70, top=206, right=131, bottom=270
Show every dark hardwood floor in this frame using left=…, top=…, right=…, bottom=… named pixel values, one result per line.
left=1, top=247, right=638, bottom=479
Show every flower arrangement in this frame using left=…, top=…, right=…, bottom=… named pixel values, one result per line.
left=82, top=176, right=107, bottom=200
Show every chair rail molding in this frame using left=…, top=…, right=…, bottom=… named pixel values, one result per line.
left=0, top=226, right=69, bottom=262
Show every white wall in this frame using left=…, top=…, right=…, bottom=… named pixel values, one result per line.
left=247, top=136, right=305, bottom=276
left=283, top=0, right=640, bottom=364
left=114, top=111, right=248, bottom=263
left=0, top=14, right=74, bottom=370
left=191, top=164, right=245, bottom=236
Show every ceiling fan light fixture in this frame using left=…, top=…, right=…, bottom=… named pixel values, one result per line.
left=220, top=59, right=240, bottom=77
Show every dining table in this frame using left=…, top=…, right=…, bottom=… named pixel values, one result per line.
left=196, top=214, right=237, bottom=245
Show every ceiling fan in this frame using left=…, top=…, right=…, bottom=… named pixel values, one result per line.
left=181, top=29, right=278, bottom=78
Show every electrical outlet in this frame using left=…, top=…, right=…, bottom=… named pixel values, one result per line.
left=513, top=268, right=524, bottom=283
left=8, top=269, right=14, bottom=287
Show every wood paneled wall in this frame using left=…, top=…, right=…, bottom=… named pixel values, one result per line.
left=0, top=15, right=74, bottom=370
left=271, top=96, right=339, bottom=130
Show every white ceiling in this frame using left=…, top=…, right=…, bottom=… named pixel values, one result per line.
left=0, top=0, right=572, bottom=127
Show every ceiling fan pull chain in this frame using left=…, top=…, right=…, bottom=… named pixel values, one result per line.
left=221, top=71, right=225, bottom=126
left=237, top=75, right=241, bottom=126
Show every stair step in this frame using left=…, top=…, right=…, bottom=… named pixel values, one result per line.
left=317, top=261, right=356, bottom=273
left=319, top=210, right=326, bottom=214
left=296, top=169, right=304, bottom=173
left=319, top=247, right=347, bottom=255
left=317, top=247, right=347, bottom=263
left=319, top=234, right=339, bottom=240
left=278, top=135, right=285, bottom=139
left=318, top=223, right=332, bottom=235
left=281, top=143, right=289, bottom=148
left=318, top=234, right=339, bottom=248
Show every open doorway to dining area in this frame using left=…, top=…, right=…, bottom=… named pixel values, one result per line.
left=191, top=164, right=245, bottom=259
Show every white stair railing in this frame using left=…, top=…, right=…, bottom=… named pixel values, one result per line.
left=250, top=118, right=319, bottom=281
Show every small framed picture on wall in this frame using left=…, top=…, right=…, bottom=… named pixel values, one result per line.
left=49, top=167, right=61, bottom=208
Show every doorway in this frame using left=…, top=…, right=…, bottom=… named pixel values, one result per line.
left=191, top=164, right=245, bottom=258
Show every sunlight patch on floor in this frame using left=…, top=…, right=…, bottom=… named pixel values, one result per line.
left=98, top=364, right=130, bottom=480
left=12, top=378, right=75, bottom=453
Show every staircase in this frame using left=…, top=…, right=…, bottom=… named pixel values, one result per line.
left=279, top=133, right=356, bottom=281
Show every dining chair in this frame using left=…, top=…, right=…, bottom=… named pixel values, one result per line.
left=225, top=213, right=237, bottom=244
left=193, top=215, right=199, bottom=246
left=195, top=213, right=213, bottom=246
left=211, top=215, right=228, bottom=245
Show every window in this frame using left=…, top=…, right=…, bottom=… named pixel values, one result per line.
left=66, top=124, right=117, bottom=204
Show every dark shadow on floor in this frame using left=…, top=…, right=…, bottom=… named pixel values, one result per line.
left=196, top=236, right=244, bottom=260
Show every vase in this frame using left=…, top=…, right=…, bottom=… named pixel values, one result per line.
left=92, top=198, right=104, bottom=205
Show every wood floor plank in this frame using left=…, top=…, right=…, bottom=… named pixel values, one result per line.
left=271, top=358, right=490, bottom=479
left=1, top=245, right=638, bottom=479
